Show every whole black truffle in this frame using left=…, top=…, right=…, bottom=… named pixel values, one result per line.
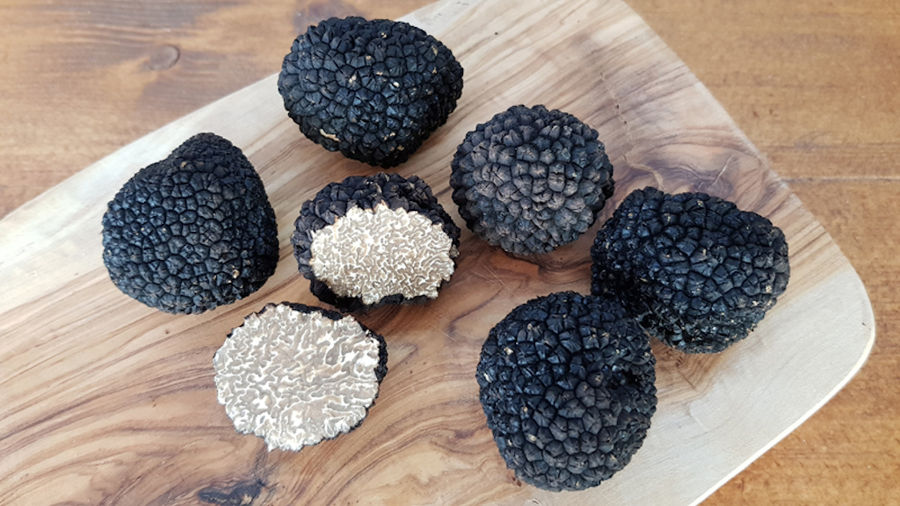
left=450, top=105, right=614, bottom=255
left=102, top=133, right=279, bottom=314
left=292, top=172, right=460, bottom=312
left=278, top=16, right=464, bottom=167
left=591, top=187, right=790, bottom=353
left=477, top=292, right=657, bottom=491
left=214, top=302, right=388, bottom=451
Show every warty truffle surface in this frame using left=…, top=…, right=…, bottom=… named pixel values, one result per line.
left=477, top=291, right=657, bottom=491
left=591, top=187, right=790, bottom=353
left=450, top=105, right=614, bottom=255
left=101, top=133, right=278, bottom=314
left=278, top=16, right=464, bottom=167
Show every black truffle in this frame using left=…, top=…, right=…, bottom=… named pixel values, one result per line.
left=450, top=105, right=614, bottom=255
left=278, top=16, right=464, bottom=167
left=591, top=187, right=790, bottom=353
left=477, top=292, right=657, bottom=491
left=292, top=172, right=460, bottom=312
left=214, top=302, right=388, bottom=451
left=102, top=133, right=279, bottom=314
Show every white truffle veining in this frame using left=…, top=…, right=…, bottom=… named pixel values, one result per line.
left=310, top=203, right=457, bottom=305
left=213, top=303, right=388, bottom=451
left=291, top=173, right=461, bottom=311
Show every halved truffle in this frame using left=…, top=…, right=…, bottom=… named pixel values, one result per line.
left=101, top=133, right=278, bottom=314
left=214, top=302, right=388, bottom=451
left=591, top=187, right=790, bottom=353
left=450, top=105, right=615, bottom=255
left=292, top=173, right=460, bottom=311
left=477, top=292, right=657, bottom=491
left=278, top=16, right=464, bottom=167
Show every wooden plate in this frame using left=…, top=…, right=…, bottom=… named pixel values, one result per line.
left=0, top=0, right=874, bottom=504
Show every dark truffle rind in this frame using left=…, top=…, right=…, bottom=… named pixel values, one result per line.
left=278, top=16, right=464, bottom=167
left=102, top=133, right=279, bottom=314
left=477, top=292, right=657, bottom=491
left=450, top=105, right=614, bottom=255
left=591, top=187, right=790, bottom=353
left=291, top=172, right=460, bottom=312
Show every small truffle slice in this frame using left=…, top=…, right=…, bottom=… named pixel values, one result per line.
left=278, top=16, right=464, bottom=167
left=450, top=104, right=615, bottom=255
left=477, top=292, right=657, bottom=492
left=101, top=133, right=279, bottom=314
left=292, top=172, right=460, bottom=312
left=214, top=302, right=388, bottom=451
left=591, top=187, right=791, bottom=353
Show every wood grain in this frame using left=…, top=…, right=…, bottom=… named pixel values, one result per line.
left=626, top=3, right=900, bottom=503
left=709, top=181, right=899, bottom=505
left=0, top=0, right=894, bottom=504
left=0, top=0, right=422, bottom=219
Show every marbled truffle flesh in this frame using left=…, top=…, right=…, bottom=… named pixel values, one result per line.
left=591, top=187, right=790, bottom=353
left=450, top=105, right=614, bottom=255
left=292, top=173, right=460, bottom=312
left=101, top=133, right=278, bottom=314
left=214, top=302, right=388, bottom=451
left=477, top=292, right=657, bottom=491
left=278, top=16, right=464, bottom=167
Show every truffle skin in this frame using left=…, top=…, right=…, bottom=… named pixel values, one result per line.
left=101, top=133, right=279, bottom=314
left=477, top=292, right=657, bottom=491
left=591, top=187, right=790, bottom=353
left=292, top=172, right=460, bottom=312
left=278, top=16, right=464, bottom=167
left=450, top=105, right=614, bottom=255
left=214, top=302, right=388, bottom=451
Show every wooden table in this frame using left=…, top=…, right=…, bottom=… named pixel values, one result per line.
left=1, top=0, right=896, bottom=503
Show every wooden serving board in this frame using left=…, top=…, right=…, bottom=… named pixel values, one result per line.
left=0, top=0, right=875, bottom=504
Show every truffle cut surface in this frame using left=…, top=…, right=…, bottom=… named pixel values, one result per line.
left=310, top=203, right=456, bottom=305
left=293, top=172, right=460, bottom=311
left=214, top=303, right=388, bottom=451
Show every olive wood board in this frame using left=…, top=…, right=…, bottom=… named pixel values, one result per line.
left=0, top=0, right=875, bottom=504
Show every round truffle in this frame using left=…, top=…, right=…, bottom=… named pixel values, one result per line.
left=214, top=302, right=388, bottom=451
left=477, top=292, right=657, bottom=491
left=450, top=105, right=614, bottom=255
left=591, top=187, right=790, bottom=353
left=101, top=133, right=279, bottom=314
left=278, top=16, right=464, bottom=167
left=292, top=172, right=460, bottom=312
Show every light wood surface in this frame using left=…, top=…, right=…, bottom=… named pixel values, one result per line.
left=0, top=0, right=894, bottom=504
